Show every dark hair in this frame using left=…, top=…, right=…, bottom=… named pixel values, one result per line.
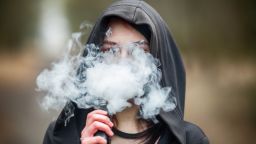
left=131, top=23, right=151, bottom=42
left=97, top=16, right=151, bottom=45
left=140, top=119, right=166, bottom=144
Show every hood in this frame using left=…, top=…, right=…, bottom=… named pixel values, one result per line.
left=86, top=0, right=186, bottom=117
left=84, top=0, right=186, bottom=143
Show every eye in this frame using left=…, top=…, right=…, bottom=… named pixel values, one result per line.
left=100, top=41, right=116, bottom=52
left=100, top=43, right=112, bottom=52
left=134, top=40, right=150, bottom=52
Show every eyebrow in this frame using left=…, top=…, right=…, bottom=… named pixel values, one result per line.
left=103, top=40, right=149, bottom=45
left=102, top=40, right=117, bottom=45
left=134, top=40, right=149, bottom=45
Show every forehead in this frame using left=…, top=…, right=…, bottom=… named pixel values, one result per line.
left=104, top=18, right=147, bottom=43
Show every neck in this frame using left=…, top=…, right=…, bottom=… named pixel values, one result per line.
left=114, top=105, right=148, bottom=133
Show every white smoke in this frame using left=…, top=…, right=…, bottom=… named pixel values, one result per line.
left=36, top=32, right=176, bottom=119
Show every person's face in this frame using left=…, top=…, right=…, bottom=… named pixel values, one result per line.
left=101, top=18, right=149, bottom=57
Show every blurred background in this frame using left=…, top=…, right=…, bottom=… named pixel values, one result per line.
left=0, top=0, right=255, bottom=143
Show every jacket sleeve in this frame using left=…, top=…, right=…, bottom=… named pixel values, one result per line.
left=198, top=136, right=209, bottom=144
left=184, top=121, right=209, bottom=144
left=43, top=121, right=56, bottom=144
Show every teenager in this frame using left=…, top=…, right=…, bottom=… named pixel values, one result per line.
left=43, top=1, right=209, bottom=144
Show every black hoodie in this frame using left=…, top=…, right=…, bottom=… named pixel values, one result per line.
left=43, top=0, right=209, bottom=144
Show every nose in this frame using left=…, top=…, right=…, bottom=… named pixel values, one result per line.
left=120, top=48, right=129, bottom=58
left=115, top=43, right=135, bottom=58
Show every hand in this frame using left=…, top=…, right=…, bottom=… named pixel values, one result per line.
left=80, top=110, right=114, bottom=144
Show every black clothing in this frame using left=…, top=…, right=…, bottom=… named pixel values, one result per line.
left=43, top=103, right=208, bottom=144
left=43, top=0, right=209, bottom=143
left=112, top=125, right=155, bottom=139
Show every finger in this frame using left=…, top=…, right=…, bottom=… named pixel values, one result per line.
left=87, top=110, right=108, bottom=117
left=81, top=136, right=107, bottom=144
left=81, top=121, right=114, bottom=137
left=86, top=121, right=114, bottom=137
left=86, top=113, right=113, bottom=128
